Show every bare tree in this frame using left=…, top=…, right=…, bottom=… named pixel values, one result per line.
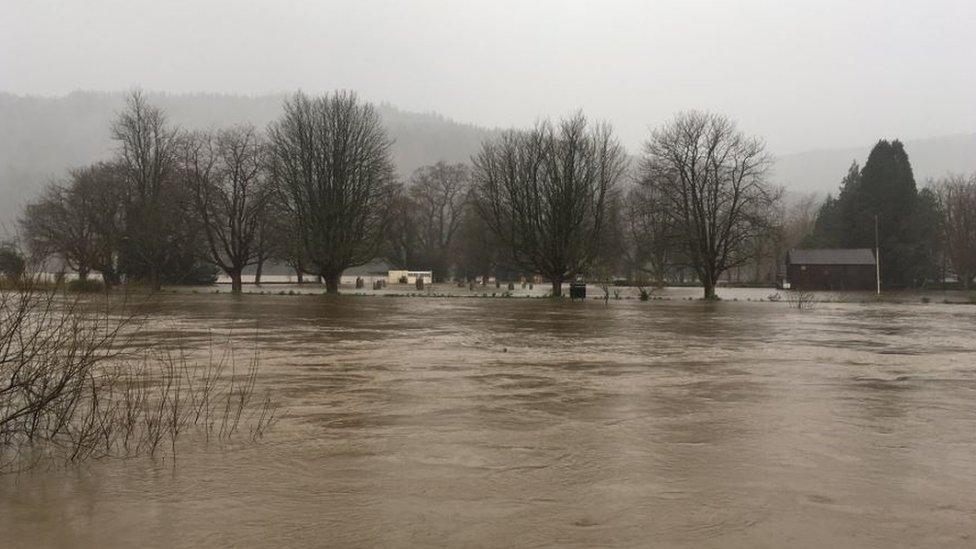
left=407, top=162, right=471, bottom=281
left=932, top=174, right=976, bottom=288
left=20, top=163, right=125, bottom=284
left=473, top=113, right=626, bottom=297
left=753, top=192, right=821, bottom=285
left=181, top=125, right=274, bottom=294
left=383, top=189, right=420, bottom=269
left=112, top=91, right=182, bottom=290
left=252, top=209, right=276, bottom=286
left=625, top=183, right=679, bottom=286
left=780, top=193, right=820, bottom=248
left=268, top=91, right=396, bottom=294
left=21, top=185, right=95, bottom=280
left=454, top=201, right=502, bottom=284
left=639, top=111, right=780, bottom=299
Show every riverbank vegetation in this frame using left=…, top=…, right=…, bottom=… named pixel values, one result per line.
left=12, top=91, right=976, bottom=299
left=0, top=278, right=278, bottom=473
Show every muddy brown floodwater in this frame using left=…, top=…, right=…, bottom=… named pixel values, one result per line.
left=2, top=291, right=976, bottom=548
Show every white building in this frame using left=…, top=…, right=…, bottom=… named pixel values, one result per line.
left=387, top=270, right=433, bottom=285
left=340, top=260, right=392, bottom=286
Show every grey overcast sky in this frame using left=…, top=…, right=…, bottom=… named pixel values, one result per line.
left=2, top=0, right=974, bottom=154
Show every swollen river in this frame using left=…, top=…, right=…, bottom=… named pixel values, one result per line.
left=2, top=291, right=975, bottom=547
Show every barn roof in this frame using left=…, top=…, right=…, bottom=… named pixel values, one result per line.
left=787, top=248, right=876, bottom=266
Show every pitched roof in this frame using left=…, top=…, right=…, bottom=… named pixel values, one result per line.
left=787, top=248, right=876, bottom=266
left=341, top=260, right=392, bottom=276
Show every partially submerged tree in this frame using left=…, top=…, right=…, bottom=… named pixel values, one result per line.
left=268, top=91, right=396, bottom=294
left=112, top=91, right=183, bottom=290
left=21, top=185, right=95, bottom=279
left=639, top=111, right=780, bottom=299
left=182, top=125, right=274, bottom=294
left=454, top=201, right=503, bottom=284
left=382, top=190, right=420, bottom=270
left=473, top=113, right=626, bottom=297
left=20, top=163, right=125, bottom=284
left=625, top=183, right=678, bottom=286
left=932, top=174, right=976, bottom=288
left=407, top=162, right=471, bottom=281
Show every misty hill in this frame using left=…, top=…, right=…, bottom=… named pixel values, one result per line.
left=2, top=91, right=975, bottom=229
left=773, top=133, right=976, bottom=197
left=0, top=91, right=498, bottom=230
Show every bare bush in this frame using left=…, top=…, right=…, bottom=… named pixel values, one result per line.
left=784, top=290, right=817, bottom=310
left=0, top=278, right=277, bottom=473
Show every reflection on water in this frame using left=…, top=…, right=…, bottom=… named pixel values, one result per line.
left=2, top=293, right=975, bottom=548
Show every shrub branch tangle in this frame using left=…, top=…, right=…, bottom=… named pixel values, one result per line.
left=0, top=279, right=278, bottom=472
left=269, top=92, right=397, bottom=294
left=473, top=113, right=626, bottom=297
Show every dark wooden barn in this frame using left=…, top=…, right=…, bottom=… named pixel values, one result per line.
left=785, top=248, right=877, bottom=291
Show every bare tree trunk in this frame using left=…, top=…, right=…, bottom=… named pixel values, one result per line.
left=703, top=284, right=717, bottom=300
left=324, top=274, right=340, bottom=295
left=254, top=258, right=264, bottom=286
left=551, top=277, right=563, bottom=297
left=702, top=271, right=717, bottom=300
left=77, top=268, right=89, bottom=282
left=230, top=270, right=243, bottom=295
left=150, top=266, right=162, bottom=292
left=102, top=265, right=121, bottom=288
left=296, top=270, right=304, bottom=284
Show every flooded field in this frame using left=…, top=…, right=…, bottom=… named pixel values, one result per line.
left=2, top=291, right=975, bottom=548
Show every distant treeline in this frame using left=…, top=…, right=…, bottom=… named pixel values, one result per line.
left=6, top=91, right=975, bottom=297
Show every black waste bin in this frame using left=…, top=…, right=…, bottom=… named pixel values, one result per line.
left=569, top=282, right=586, bottom=300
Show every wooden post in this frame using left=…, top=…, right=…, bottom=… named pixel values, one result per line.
left=875, top=214, right=881, bottom=296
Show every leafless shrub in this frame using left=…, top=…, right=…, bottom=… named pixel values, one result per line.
left=0, top=277, right=278, bottom=473
left=634, top=278, right=652, bottom=301
left=784, top=290, right=817, bottom=310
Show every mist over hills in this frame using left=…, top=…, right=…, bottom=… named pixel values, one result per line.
left=774, top=132, right=976, bottom=197
left=2, top=91, right=975, bottom=230
left=0, top=91, right=498, bottom=230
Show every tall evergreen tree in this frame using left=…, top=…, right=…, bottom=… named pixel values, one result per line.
left=849, top=140, right=920, bottom=286
left=804, top=162, right=859, bottom=247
